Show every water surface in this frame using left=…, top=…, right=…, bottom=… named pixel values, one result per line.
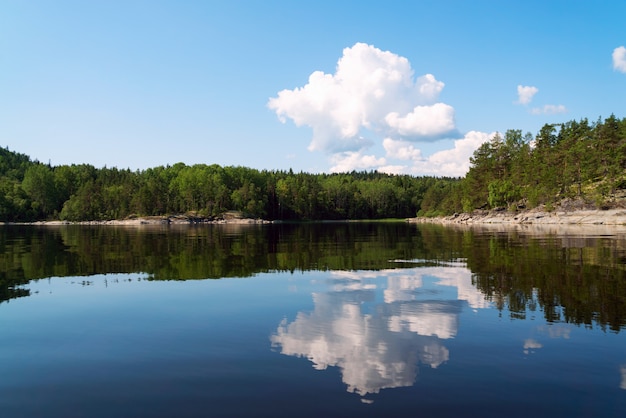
left=1, top=223, right=625, bottom=417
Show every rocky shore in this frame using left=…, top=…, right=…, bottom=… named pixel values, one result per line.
left=5, top=213, right=273, bottom=226
left=408, top=207, right=626, bottom=226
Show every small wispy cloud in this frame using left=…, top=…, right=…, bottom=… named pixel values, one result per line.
left=530, top=104, right=567, bottom=115
left=516, top=85, right=538, bottom=105
left=613, top=46, right=626, bottom=73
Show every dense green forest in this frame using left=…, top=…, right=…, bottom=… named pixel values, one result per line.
left=416, top=115, right=626, bottom=216
left=0, top=146, right=452, bottom=221
left=1, top=115, right=625, bottom=222
left=459, top=114, right=626, bottom=213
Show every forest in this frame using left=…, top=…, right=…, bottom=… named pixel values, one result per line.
left=0, top=146, right=448, bottom=222
left=1, top=115, right=625, bottom=222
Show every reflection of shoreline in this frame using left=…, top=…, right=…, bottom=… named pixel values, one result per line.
left=411, top=221, right=626, bottom=243
left=271, top=265, right=488, bottom=396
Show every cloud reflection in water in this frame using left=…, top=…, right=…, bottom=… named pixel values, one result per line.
left=270, top=263, right=490, bottom=396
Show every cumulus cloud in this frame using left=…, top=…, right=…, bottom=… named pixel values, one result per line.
left=268, top=42, right=457, bottom=154
left=382, top=137, right=422, bottom=160
left=516, top=85, right=538, bottom=105
left=379, top=131, right=492, bottom=177
left=267, top=43, right=503, bottom=175
left=385, top=103, right=456, bottom=139
left=613, top=46, right=626, bottom=73
left=530, top=104, right=568, bottom=115
left=329, top=151, right=386, bottom=173
left=415, top=131, right=492, bottom=175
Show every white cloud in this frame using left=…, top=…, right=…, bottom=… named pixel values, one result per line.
left=385, top=103, right=456, bottom=139
left=382, top=137, right=422, bottom=160
left=268, top=43, right=500, bottom=175
left=329, top=151, right=386, bottom=173
left=613, top=46, right=626, bottom=73
left=416, top=131, right=491, bottom=176
left=268, top=42, right=457, bottom=154
left=515, top=85, right=567, bottom=116
left=416, top=74, right=445, bottom=99
left=516, top=85, right=538, bottom=105
left=376, top=165, right=406, bottom=175
left=379, top=131, right=492, bottom=177
left=530, top=104, right=568, bottom=115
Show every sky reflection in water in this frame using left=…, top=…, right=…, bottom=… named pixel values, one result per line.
left=2, top=224, right=626, bottom=416
left=270, top=261, right=626, bottom=407
left=272, top=264, right=478, bottom=396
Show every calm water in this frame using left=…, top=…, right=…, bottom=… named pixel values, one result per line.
left=1, top=223, right=625, bottom=417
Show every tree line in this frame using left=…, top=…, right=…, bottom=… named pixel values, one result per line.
left=0, top=146, right=457, bottom=221
left=429, top=114, right=626, bottom=215
left=2, top=114, right=624, bottom=221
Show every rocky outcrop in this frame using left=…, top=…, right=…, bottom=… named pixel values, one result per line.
left=408, top=208, right=626, bottom=226
left=12, top=215, right=273, bottom=226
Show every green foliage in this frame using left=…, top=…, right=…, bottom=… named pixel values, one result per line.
left=22, top=165, right=55, bottom=215
left=1, top=114, right=624, bottom=221
left=418, top=178, right=463, bottom=216
left=0, top=147, right=452, bottom=221
left=455, top=115, right=626, bottom=214
left=487, top=179, right=519, bottom=208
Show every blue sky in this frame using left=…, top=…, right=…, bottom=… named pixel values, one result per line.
left=2, top=0, right=625, bottom=176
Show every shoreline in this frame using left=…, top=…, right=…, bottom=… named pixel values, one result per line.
left=408, top=207, right=626, bottom=226
left=1, top=216, right=273, bottom=226
left=5, top=207, right=626, bottom=227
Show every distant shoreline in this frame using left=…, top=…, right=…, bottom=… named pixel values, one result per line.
left=0, top=215, right=273, bottom=226
left=408, top=207, right=626, bottom=226
left=5, top=207, right=626, bottom=227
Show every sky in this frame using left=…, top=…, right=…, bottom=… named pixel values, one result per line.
left=2, top=0, right=625, bottom=176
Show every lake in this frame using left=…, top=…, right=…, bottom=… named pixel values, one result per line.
left=1, top=222, right=625, bottom=417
